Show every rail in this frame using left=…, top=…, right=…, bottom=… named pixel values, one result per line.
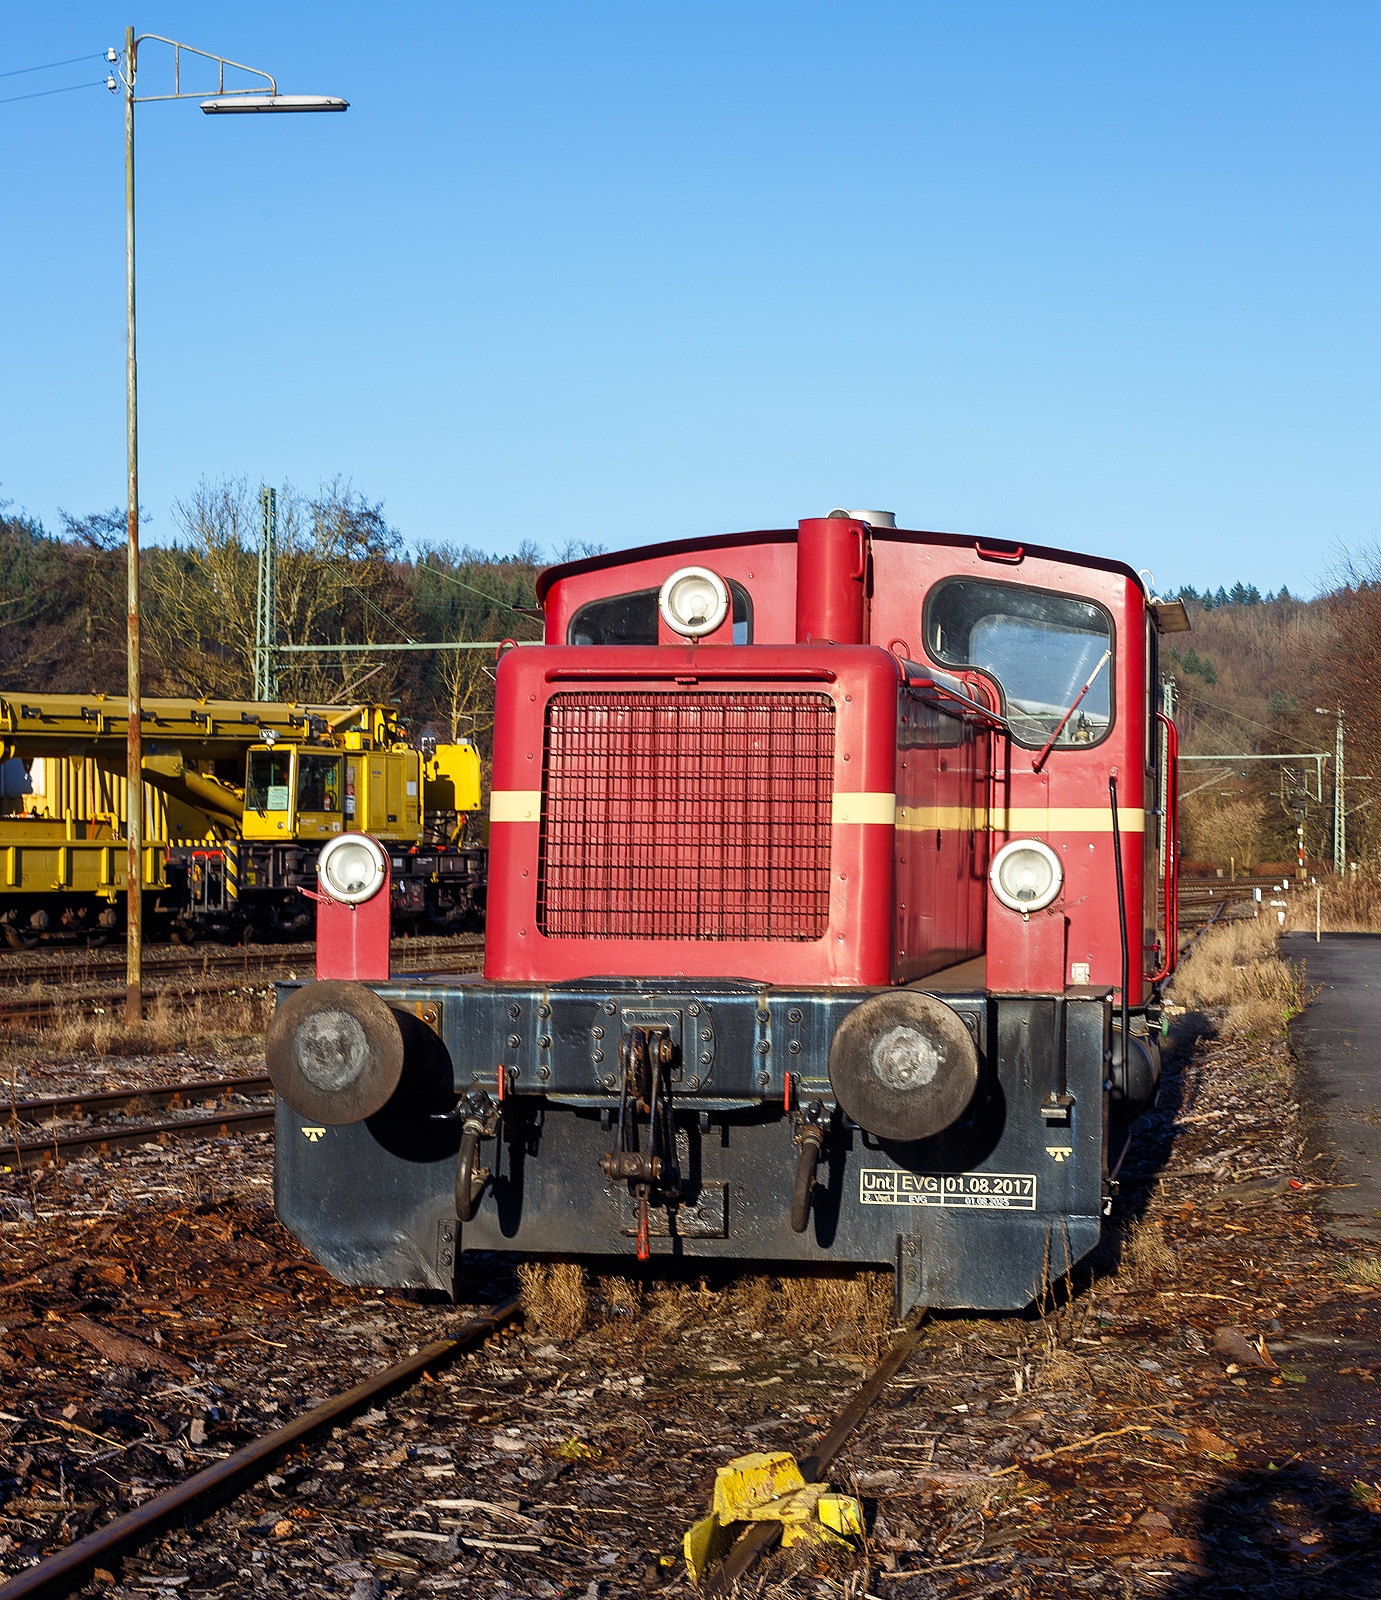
left=1, top=1073, right=270, bottom=1127
left=2, top=1106, right=275, bottom=1169
left=0, top=1297, right=524, bottom=1600
left=0, top=944, right=485, bottom=1028
left=701, top=1311, right=929, bottom=1593
left=0, top=934, right=484, bottom=980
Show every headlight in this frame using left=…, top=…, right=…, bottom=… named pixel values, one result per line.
left=658, top=566, right=730, bottom=638
left=318, top=832, right=387, bottom=904
left=990, top=838, right=1063, bottom=912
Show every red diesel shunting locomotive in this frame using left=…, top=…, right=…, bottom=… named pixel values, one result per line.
left=267, top=511, right=1186, bottom=1314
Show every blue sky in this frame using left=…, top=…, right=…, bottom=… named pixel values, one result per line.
left=2, top=4, right=1376, bottom=595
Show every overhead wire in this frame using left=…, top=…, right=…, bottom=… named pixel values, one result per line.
left=316, top=555, right=421, bottom=645
left=0, top=47, right=113, bottom=107
left=416, top=559, right=543, bottom=628
left=0, top=79, right=109, bottom=107
left=1177, top=691, right=1276, bottom=735
left=0, top=52, right=106, bottom=78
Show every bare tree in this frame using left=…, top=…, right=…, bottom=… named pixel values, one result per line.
left=146, top=479, right=259, bottom=696
left=1185, top=795, right=1270, bottom=870
left=148, top=477, right=415, bottom=706
left=437, top=649, right=497, bottom=746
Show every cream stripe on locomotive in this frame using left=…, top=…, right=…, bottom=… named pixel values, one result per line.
left=493, top=788, right=906, bottom=826
left=994, top=806, right=1146, bottom=834
left=493, top=789, right=1146, bottom=833
left=831, top=792, right=897, bottom=825
left=896, top=804, right=985, bottom=832
left=490, top=790, right=543, bottom=822
left=897, top=804, right=1145, bottom=833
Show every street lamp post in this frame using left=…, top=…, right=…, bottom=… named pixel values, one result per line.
left=117, top=29, right=345, bottom=1027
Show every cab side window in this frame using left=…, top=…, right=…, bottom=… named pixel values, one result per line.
left=569, top=588, right=659, bottom=645
left=569, top=581, right=753, bottom=644
left=925, top=578, right=1114, bottom=750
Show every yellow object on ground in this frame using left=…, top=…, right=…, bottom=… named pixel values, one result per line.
left=742, top=1483, right=829, bottom=1523
left=781, top=1519, right=856, bottom=1551
left=683, top=1512, right=735, bottom=1582
left=817, top=1493, right=865, bottom=1537
left=711, top=1452, right=807, bottom=1522
left=686, top=1453, right=865, bottom=1584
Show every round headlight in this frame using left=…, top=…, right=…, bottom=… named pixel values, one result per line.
left=990, top=839, right=1063, bottom=913
left=318, top=832, right=387, bottom=905
left=658, top=566, right=730, bottom=638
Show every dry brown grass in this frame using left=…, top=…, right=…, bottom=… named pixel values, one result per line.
left=731, top=1270, right=895, bottom=1360
left=573, top=1266, right=895, bottom=1359
left=1121, top=1219, right=1179, bottom=1284
left=594, top=1275, right=643, bottom=1320
left=1336, top=1254, right=1381, bottom=1289
left=1284, top=872, right=1381, bottom=934
left=1169, top=916, right=1310, bottom=1039
left=19, top=992, right=271, bottom=1061
left=1037, top=1341, right=1091, bottom=1391
left=518, top=1261, right=589, bottom=1341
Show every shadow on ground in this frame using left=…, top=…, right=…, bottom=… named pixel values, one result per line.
left=1162, top=1463, right=1381, bottom=1597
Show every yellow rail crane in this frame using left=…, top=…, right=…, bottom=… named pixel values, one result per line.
left=0, top=696, right=482, bottom=947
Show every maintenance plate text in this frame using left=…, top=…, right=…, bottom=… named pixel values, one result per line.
left=859, top=1170, right=1037, bottom=1210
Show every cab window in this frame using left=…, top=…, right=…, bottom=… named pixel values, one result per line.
left=297, top=754, right=342, bottom=813
left=247, top=749, right=293, bottom=812
left=924, top=579, right=1114, bottom=749
left=569, top=582, right=753, bottom=644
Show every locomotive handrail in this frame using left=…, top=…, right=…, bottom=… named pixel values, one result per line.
left=903, top=672, right=1014, bottom=736
left=1109, top=773, right=1131, bottom=1079
left=1151, top=710, right=1179, bottom=982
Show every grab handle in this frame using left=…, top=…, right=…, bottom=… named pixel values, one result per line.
left=1151, top=711, right=1179, bottom=983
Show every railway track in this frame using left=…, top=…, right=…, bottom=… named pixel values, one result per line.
left=1, top=1106, right=275, bottom=1170
left=1, top=1071, right=274, bottom=1172
left=1, top=1073, right=270, bottom=1127
left=0, top=941, right=485, bottom=1030
left=1, top=1068, right=276, bottom=1170
left=0, top=1298, right=525, bottom=1600
left=0, top=1288, right=935, bottom=1600
left=1170, top=871, right=1304, bottom=929
left=0, top=934, right=485, bottom=988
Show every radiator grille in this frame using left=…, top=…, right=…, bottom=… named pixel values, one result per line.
left=538, top=690, right=835, bottom=941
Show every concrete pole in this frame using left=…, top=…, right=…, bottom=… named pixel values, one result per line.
left=124, top=24, right=142, bottom=1028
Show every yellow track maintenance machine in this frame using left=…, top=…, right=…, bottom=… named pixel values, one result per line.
left=0, top=696, right=482, bottom=947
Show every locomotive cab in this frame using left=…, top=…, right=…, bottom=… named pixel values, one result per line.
left=269, top=512, right=1179, bottom=1313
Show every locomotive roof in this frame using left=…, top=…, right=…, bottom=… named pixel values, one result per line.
left=534, top=524, right=1145, bottom=602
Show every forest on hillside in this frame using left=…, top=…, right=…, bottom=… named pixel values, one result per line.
left=0, top=480, right=599, bottom=753
left=3, top=480, right=1378, bottom=872
left=1163, top=572, right=1380, bottom=872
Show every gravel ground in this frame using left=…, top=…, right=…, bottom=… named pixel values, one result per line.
left=2, top=1011, right=1379, bottom=1599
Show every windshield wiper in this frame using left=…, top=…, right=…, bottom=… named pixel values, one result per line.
left=1030, top=648, right=1111, bottom=773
